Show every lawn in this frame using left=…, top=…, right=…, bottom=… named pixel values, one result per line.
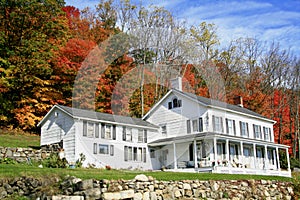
left=0, top=163, right=293, bottom=182
left=0, top=129, right=40, bottom=148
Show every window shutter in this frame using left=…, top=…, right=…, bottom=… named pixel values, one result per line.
left=93, top=143, right=97, bottom=154
left=122, top=126, right=126, bottom=141
left=101, top=123, right=105, bottom=138
left=212, top=115, right=216, bottom=132
left=220, top=117, right=224, bottom=132
left=239, top=121, right=242, bottom=135
left=95, top=124, right=99, bottom=138
left=168, top=102, right=172, bottom=109
left=187, top=120, right=191, bottom=133
left=233, top=120, right=236, bottom=135
left=246, top=123, right=249, bottom=137
left=113, top=125, right=116, bottom=140
left=144, top=130, right=147, bottom=143
left=110, top=145, right=114, bottom=156
left=143, top=148, right=146, bottom=163
left=199, top=118, right=203, bottom=132
left=225, top=119, right=229, bottom=134
left=253, top=124, right=256, bottom=138
left=124, top=146, right=128, bottom=161
left=83, top=121, right=87, bottom=136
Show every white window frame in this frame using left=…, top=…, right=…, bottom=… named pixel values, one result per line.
left=253, top=124, right=262, bottom=139
left=240, top=122, right=249, bottom=137
left=226, top=119, right=235, bottom=135
left=161, top=125, right=167, bottom=136
left=213, top=115, right=223, bottom=133
left=99, top=144, right=109, bottom=155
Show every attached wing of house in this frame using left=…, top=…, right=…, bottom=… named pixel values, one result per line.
left=143, top=88, right=291, bottom=177
left=38, top=105, right=159, bottom=169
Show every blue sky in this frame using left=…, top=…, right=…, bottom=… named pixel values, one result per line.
left=64, top=0, right=300, bottom=56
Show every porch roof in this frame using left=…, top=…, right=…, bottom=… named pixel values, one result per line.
left=148, top=132, right=289, bottom=149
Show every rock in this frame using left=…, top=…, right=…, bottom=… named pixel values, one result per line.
left=103, top=192, right=121, bottom=200
left=174, top=189, right=182, bottom=198
left=134, top=192, right=143, bottom=200
left=120, top=190, right=134, bottom=199
left=150, top=191, right=157, bottom=200
left=84, top=188, right=101, bottom=199
left=76, top=179, right=93, bottom=191
left=183, top=183, right=191, bottom=190
left=52, top=195, right=84, bottom=200
left=143, top=191, right=150, bottom=200
left=135, top=174, right=149, bottom=182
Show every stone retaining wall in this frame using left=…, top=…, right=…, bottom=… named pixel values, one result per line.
left=0, top=174, right=295, bottom=200
left=0, top=144, right=60, bottom=163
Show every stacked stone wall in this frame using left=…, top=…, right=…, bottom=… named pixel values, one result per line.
left=0, top=144, right=60, bottom=163
left=0, top=174, right=295, bottom=200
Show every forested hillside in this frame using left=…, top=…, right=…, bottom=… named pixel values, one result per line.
left=0, top=0, right=299, bottom=157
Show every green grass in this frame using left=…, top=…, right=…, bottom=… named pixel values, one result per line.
left=0, top=129, right=40, bottom=148
left=0, top=163, right=293, bottom=182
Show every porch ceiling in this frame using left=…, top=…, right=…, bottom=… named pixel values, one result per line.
left=148, top=132, right=289, bottom=149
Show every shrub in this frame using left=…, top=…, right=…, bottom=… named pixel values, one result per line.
left=0, top=157, right=17, bottom=165
left=41, top=152, right=68, bottom=168
left=75, top=153, right=86, bottom=168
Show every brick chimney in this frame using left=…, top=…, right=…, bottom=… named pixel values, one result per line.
left=234, top=96, right=243, bottom=107
left=170, top=77, right=182, bottom=91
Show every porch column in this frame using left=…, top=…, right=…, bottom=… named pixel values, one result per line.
left=264, top=145, right=269, bottom=170
left=286, top=148, right=291, bottom=172
left=194, top=140, right=198, bottom=169
left=173, top=142, right=177, bottom=169
left=253, top=143, right=257, bottom=168
left=276, top=147, right=281, bottom=171
left=226, top=139, right=230, bottom=167
left=213, top=137, right=217, bottom=166
left=240, top=141, right=244, bottom=168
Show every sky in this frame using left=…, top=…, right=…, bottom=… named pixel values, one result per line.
left=64, top=0, right=300, bottom=57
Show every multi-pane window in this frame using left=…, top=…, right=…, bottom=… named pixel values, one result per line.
left=263, top=127, right=272, bottom=141
left=99, top=144, right=109, bottom=154
left=161, top=125, right=167, bottom=135
left=101, top=123, right=116, bottom=140
left=240, top=121, right=249, bottom=137
left=213, top=115, right=223, bottom=133
left=150, top=149, right=155, bottom=158
left=87, top=122, right=94, bottom=137
left=253, top=125, right=262, bottom=139
left=187, top=120, right=191, bottom=134
left=123, top=127, right=132, bottom=142
left=226, top=119, right=236, bottom=135
left=124, top=146, right=146, bottom=162
left=168, top=98, right=182, bottom=109
left=192, top=119, right=198, bottom=132
left=138, top=129, right=147, bottom=143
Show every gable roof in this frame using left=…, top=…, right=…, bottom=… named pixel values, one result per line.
left=38, top=105, right=158, bottom=129
left=143, top=89, right=275, bottom=123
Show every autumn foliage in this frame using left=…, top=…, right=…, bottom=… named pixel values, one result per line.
left=0, top=0, right=299, bottom=158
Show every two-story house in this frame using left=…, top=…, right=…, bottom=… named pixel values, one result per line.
left=38, top=78, right=291, bottom=177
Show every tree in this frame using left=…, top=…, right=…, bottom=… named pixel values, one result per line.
left=0, top=0, right=68, bottom=130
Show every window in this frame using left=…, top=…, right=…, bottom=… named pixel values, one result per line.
left=87, top=122, right=94, bottom=137
left=187, top=120, right=191, bottom=133
left=101, top=123, right=116, bottom=140
left=83, top=121, right=87, bottom=136
left=263, top=127, right=271, bottom=141
left=123, top=127, right=132, bottom=142
left=213, top=115, right=223, bottom=133
left=192, top=119, right=198, bottom=132
left=161, top=125, right=167, bottom=135
left=99, top=144, right=109, bottom=154
left=124, top=146, right=147, bottom=162
left=168, top=97, right=182, bottom=109
left=150, top=149, right=155, bottom=158
left=138, top=129, right=147, bottom=143
left=243, top=147, right=251, bottom=157
left=93, top=143, right=97, bottom=154
left=110, top=145, right=114, bottom=156
left=240, top=121, right=249, bottom=137
left=253, top=125, right=262, bottom=139
left=128, top=147, right=133, bottom=161
left=226, top=119, right=236, bottom=135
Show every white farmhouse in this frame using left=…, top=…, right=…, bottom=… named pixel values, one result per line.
left=38, top=79, right=291, bottom=177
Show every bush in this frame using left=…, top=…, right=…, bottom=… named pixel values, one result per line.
left=41, top=152, right=68, bottom=168
left=75, top=153, right=86, bottom=168
left=0, top=157, right=17, bottom=165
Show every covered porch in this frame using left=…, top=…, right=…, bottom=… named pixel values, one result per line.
left=148, top=133, right=291, bottom=177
